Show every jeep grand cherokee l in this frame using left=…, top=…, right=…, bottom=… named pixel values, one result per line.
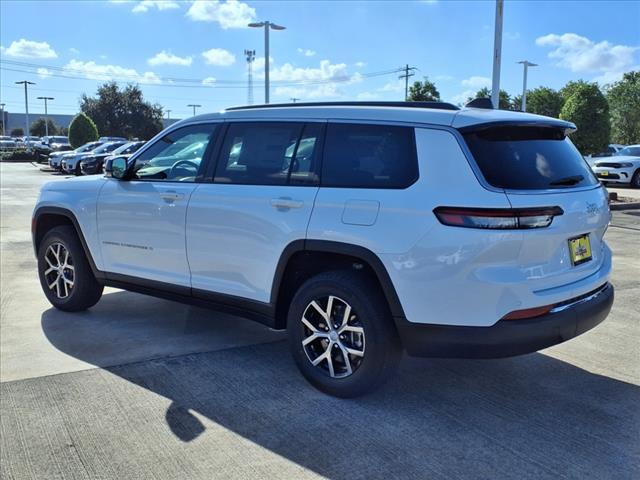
left=32, top=101, right=614, bottom=397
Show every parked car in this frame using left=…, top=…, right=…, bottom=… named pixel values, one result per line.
left=61, top=141, right=127, bottom=175
left=34, top=136, right=72, bottom=162
left=585, top=144, right=626, bottom=167
left=49, top=141, right=103, bottom=171
left=20, top=135, right=41, bottom=148
left=32, top=101, right=613, bottom=397
left=591, top=144, right=640, bottom=187
left=99, top=136, right=127, bottom=142
left=0, top=136, right=17, bottom=152
left=81, top=141, right=145, bottom=175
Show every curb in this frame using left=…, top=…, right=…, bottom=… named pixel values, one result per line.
left=610, top=202, right=640, bottom=211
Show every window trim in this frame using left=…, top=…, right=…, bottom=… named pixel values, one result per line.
left=207, top=121, right=325, bottom=187
left=126, top=122, right=220, bottom=184
left=320, top=121, right=419, bottom=190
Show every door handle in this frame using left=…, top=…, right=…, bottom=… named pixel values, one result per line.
left=160, top=192, right=184, bottom=201
left=270, top=197, right=303, bottom=209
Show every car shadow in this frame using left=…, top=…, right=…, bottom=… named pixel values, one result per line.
left=41, top=291, right=640, bottom=479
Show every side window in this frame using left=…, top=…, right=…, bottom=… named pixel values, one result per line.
left=214, top=122, right=322, bottom=186
left=132, top=124, right=217, bottom=182
left=322, top=123, right=418, bottom=189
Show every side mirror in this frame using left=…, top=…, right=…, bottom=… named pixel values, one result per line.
left=110, top=157, right=128, bottom=179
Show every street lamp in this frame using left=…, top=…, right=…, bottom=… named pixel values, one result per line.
left=0, top=103, right=5, bottom=136
left=248, top=20, right=286, bottom=104
left=187, top=104, right=201, bottom=116
left=15, top=80, right=35, bottom=145
left=490, top=0, right=504, bottom=109
left=517, top=60, right=538, bottom=112
left=37, top=96, right=54, bottom=137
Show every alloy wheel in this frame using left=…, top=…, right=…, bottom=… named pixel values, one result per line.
left=301, top=295, right=365, bottom=378
left=43, top=242, right=75, bottom=299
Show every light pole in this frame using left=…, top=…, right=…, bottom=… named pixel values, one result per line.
left=15, top=80, right=35, bottom=144
left=166, top=109, right=171, bottom=120
left=0, top=103, right=5, bottom=135
left=490, top=0, right=504, bottom=109
left=37, top=96, right=54, bottom=137
left=518, top=61, right=537, bottom=112
left=290, top=97, right=300, bottom=103
left=248, top=20, right=286, bottom=104
left=187, top=104, right=201, bottom=116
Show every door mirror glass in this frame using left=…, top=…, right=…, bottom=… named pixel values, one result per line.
left=111, top=157, right=128, bottom=179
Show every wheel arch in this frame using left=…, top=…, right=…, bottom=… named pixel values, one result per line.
left=32, top=206, right=104, bottom=279
left=271, top=239, right=405, bottom=329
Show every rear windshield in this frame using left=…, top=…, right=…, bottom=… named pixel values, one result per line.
left=463, top=126, right=598, bottom=190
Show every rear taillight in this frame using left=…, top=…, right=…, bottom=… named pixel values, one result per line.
left=433, top=206, right=563, bottom=229
left=501, top=304, right=554, bottom=320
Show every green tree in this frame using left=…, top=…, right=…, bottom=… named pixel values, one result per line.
left=468, top=87, right=512, bottom=110
left=80, top=82, right=163, bottom=140
left=525, top=87, right=564, bottom=118
left=30, top=118, right=58, bottom=137
left=606, top=70, right=640, bottom=145
left=68, top=112, right=99, bottom=148
left=10, top=127, right=24, bottom=137
left=560, top=80, right=590, bottom=103
left=407, top=77, right=440, bottom=101
left=559, top=82, right=610, bottom=155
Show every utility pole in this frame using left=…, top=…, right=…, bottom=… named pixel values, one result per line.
left=245, top=49, right=256, bottom=105
left=398, top=64, right=417, bottom=101
left=0, top=103, right=5, bottom=135
left=166, top=109, right=171, bottom=121
left=517, top=61, right=537, bottom=112
left=491, top=0, right=504, bottom=109
left=248, top=21, right=286, bottom=104
left=15, top=80, right=35, bottom=144
left=290, top=97, right=300, bottom=103
left=187, top=104, right=201, bottom=116
left=37, top=96, right=54, bottom=137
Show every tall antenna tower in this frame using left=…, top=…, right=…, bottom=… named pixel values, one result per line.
left=244, top=49, right=256, bottom=105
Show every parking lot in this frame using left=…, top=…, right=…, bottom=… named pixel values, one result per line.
left=1, top=161, right=638, bottom=479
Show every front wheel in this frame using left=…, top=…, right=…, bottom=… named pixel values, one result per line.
left=37, top=226, right=103, bottom=311
left=287, top=270, right=401, bottom=397
left=631, top=169, right=640, bottom=189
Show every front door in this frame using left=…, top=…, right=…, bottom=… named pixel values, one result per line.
left=97, top=123, right=219, bottom=287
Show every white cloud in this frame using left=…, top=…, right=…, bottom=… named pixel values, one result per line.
left=297, top=48, right=316, bottom=57
left=536, top=33, right=638, bottom=74
left=68, top=47, right=80, bottom=55
left=201, top=48, right=236, bottom=66
left=379, top=81, right=403, bottom=93
left=64, top=59, right=161, bottom=84
left=37, top=68, right=52, bottom=79
left=186, top=0, right=256, bottom=29
left=131, top=0, right=180, bottom=13
left=461, top=76, right=491, bottom=89
left=148, top=50, right=193, bottom=66
left=355, top=61, right=366, bottom=68
left=202, top=76, right=216, bottom=86
left=4, top=39, right=57, bottom=59
left=356, top=91, right=379, bottom=100
left=451, top=90, right=477, bottom=106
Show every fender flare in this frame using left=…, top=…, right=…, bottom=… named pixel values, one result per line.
left=270, top=239, right=406, bottom=319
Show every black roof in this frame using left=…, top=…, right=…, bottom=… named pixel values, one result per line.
left=226, top=101, right=460, bottom=111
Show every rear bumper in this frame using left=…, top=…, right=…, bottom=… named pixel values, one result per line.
left=396, top=282, right=613, bottom=358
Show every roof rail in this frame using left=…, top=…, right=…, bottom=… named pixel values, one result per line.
left=226, top=101, right=460, bottom=111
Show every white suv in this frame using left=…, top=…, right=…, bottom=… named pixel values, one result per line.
left=33, top=102, right=614, bottom=397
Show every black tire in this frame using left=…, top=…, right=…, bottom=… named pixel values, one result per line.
left=631, top=169, right=640, bottom=189
left=74, top=163, right=82, bottom=176
left=37, top=225, right=103, bottom=311
left=287, top=270, right=401, bottom=398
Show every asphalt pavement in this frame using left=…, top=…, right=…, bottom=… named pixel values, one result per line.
left=1, top=162, right=638, bottom=479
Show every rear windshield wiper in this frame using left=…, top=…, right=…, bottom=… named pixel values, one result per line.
left=549, top=175, right=584, bottom=186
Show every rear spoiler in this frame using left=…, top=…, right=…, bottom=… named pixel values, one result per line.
left=457, top=120, right=577, bottom=136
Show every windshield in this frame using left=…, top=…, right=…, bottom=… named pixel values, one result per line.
left=615, top=146, right=640, bottom=157
left=93, top=142, right=125, bottom=154
left=76, top=142, right=101, bottom=153
left=112, top=142, right=143, bottom=155
left=463, top=126, right=599, bottom=190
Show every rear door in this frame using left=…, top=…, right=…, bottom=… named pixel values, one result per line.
left=186, top=121, right=323, bottom=303
left=462, top=124, right=610, bottom=292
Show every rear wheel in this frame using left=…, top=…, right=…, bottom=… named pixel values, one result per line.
left=631, top=169, right=640, bottom=189
left=37, top=226, right=103, bottom=311
left=287, top=270, right=401, bottom=397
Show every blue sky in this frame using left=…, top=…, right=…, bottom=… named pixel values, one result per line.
left=1, top=0, right=638, bottom=120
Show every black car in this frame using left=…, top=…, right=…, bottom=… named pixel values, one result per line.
left=34, top=136, right=72, bottom=162
left=80, top=141, right=145, bottom=175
